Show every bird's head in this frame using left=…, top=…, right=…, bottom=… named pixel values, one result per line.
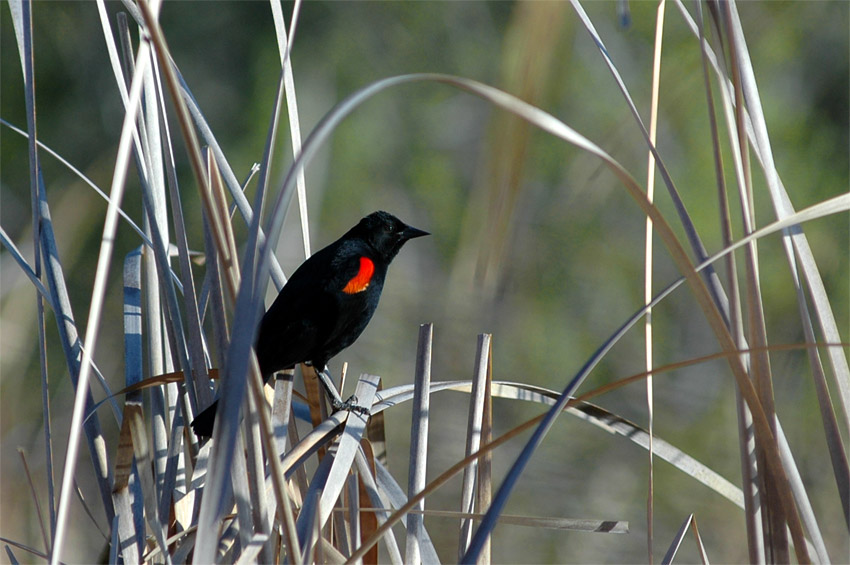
left=352, top=210, right=429, bottom=261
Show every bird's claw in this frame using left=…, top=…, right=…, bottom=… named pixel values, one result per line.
left=332, top=394, right=370, bottom=416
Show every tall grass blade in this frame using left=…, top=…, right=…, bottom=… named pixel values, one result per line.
left=796, top=292, right=850, bottom=529
left=265, top=375, right=302, bottom=564
left=22, top=32, right=55, bottom=547
left=407, top=324, right=433, bottom=564
left=117, top=24, right=178, bottom=555
left=270, top=0, right=310, bottom=258
left=189, top=50, right=288, bottom=558
left=241, top=53, right=288, bottom=408
left=458, top=334, right=491, bottom=559
left=201, top=207, right=230, bottom=370
left=476, top=345, right=493, bottom=565
left=644, top=2, right=667, bottom=560
left=193, top=179, right=252, bottom=564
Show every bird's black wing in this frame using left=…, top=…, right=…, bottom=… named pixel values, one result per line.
left=254, top=244, right=356, bottom=375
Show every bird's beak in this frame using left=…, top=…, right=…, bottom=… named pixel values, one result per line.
left=402, top=225, right=430, bottom=240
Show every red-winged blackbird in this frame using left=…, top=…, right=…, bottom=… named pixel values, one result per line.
left=191, top=211, right=428, bottom=438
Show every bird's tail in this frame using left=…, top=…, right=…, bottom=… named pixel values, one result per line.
left=191, top=400, right=218, bottom=438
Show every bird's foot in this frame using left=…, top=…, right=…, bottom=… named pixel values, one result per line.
left=332, top=394, right=370, bottom=416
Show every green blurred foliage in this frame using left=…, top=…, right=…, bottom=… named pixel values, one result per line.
left=1, top=1, right=847, bottom=562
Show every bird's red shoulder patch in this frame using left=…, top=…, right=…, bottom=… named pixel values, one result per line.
left=342, top=256, right=375, bottom=294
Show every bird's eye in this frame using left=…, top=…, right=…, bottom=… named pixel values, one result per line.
left=385, top=224, right=395, bottom=233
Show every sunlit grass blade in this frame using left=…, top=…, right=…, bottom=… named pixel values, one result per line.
left=644, top=2, right=667, bottom=560
left=458, top=334, right=491, bottom=560
left=406, top=324, right=433, bottom=564
left=270, top=0, right=310, bottom=259
left=477, top=341, right=494, bottom=565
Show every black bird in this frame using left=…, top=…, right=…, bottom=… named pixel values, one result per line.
left=191, top=211, right=428, bottom=438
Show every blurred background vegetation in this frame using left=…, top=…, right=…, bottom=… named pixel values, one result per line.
left=1, top=1, right=847, bottom=562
